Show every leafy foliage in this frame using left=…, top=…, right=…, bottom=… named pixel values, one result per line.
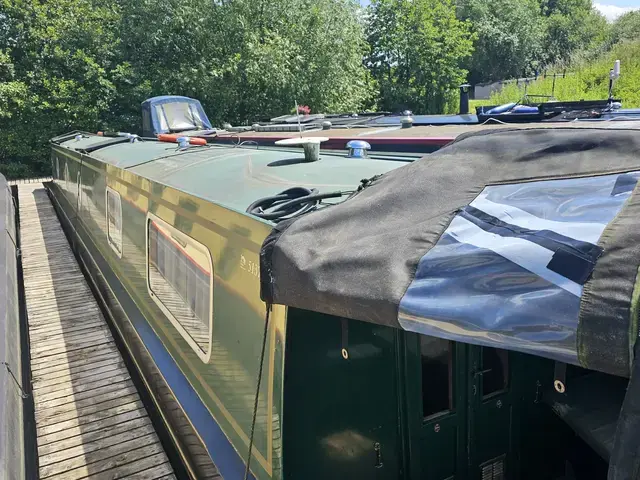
left=458, top=0, right=544, bottom=84
left=111, top=0, right=373, bottom=124
left=0, top=0, right=373, bottom=178
left=0, top=0, right=125, bottom=177
left=367, top=0, right=475, bottom=113
left=0, top=0, right=638, bottom=179
left=472, top=41, right=640, bottom=109
left=612, top=10, right=640, bottom=44
left=539, top=0, right=610, bottom=67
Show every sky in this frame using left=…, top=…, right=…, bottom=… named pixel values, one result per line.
left=358, top=0, right=640, bottom=22
left=594, top=1, right=640, bottom=20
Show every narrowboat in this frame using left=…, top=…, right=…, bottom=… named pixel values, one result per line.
left=47, top=124, right=640, bottom=480
left=136, top=62, right=640, bottom=155
left=137, top=94, right=640, bottom=155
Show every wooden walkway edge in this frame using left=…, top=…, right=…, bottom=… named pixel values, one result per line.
left=18, top=184, right=175, bottom=480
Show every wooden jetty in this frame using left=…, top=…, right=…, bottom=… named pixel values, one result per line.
left=17, top=183, right=176, bottom=480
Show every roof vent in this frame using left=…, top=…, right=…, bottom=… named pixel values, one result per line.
left=346, top=140, right=371, bottom=158
left=401, top=116, right=414, bottom=129
left=322, top=121, right=332, bottom=130
left=274, top=137, right=328, bottom=162
left=177, top=136, right=190, bottom=149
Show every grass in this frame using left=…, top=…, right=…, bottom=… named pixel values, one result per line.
left=469, top=41, right=640, bottom=109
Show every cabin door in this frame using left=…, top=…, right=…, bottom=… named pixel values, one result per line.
left=407, top=337, right=515, bottom=480
left=466, top=346, right=514, bottom=480
left=406, top=336, right=467, bottom=480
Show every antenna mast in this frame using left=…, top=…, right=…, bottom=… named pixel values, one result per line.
left=609, top=60, right=621, bottom=101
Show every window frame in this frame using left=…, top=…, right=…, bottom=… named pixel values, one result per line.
left=145, top=212, right=214, bottom=363
left=481, top=347, right=510, bottom=400
left=105, top=186, right=123, bottom=258
left=420, top=336, right=455, bottom=421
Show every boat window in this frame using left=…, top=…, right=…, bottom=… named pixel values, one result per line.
left=155, top=102, right=204, bottom=133
left=106, top=187, right=123, bottom=258
left=147, top=214, right=212, bottom=361
left=482, top=348, right=509, bottom=397
left=421, top=335, right=454, bottom=418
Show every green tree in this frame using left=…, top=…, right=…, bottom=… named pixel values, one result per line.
left=458, top=0, right=545, bottom=84
left=612, top=10, right=640, bottom=44
left=0, top=0, right=375, bottom=179
left=367, top=0, right=475, bottom=114
left=539, top=0, right=610, bottom=67
left=0, top=0, right=125, bottom=177
left=118, top=0, right=373, bottom=125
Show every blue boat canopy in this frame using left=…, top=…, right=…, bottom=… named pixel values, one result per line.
left=141, top=95, right=212, bottom=137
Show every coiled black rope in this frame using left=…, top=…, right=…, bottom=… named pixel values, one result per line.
left=246, top=187, right=347, bottom=222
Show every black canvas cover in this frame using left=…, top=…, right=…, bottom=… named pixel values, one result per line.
left=260, top=127, right=640, bottom=377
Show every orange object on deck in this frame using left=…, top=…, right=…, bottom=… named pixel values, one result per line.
left=157, top=134, right=207, bottom=146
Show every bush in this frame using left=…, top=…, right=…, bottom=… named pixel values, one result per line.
left=482, top=41, right=640, bottom=108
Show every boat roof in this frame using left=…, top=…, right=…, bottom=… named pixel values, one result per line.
left=55, top=134, right=411, bottom=217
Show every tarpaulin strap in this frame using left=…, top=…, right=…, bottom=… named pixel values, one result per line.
left=459, top=205, right=602, bottom=285
left=608, top=341, right=640, bottom=479
left=611, top=174, right=639, bottom=196
left=259, top=217, right=297, bottom=305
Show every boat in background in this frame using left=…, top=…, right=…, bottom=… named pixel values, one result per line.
left=134, top=60, right=640, bottom=154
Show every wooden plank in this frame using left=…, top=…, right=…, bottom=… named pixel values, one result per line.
left=30, top=331, right=114, bottom=358
left=18, top=186, right=173, bottom=478
left=32, top=352, right=122, bottom=379
left=30, top=324, right=111, bottom=346
left=37, top=408, right=149, bottom=446
left=30, top=343, right=119, bottom=370
left=37, top=400, right=144, bottom=438
left=29, top=326, right=111, bottom=349
left=39, top=435, right=161, bottom=478
left=114, top=460, right=174, bottom=479
left=29, top=316, right=108, bottom=333
left=29, top=319, right=106, bottom=338
left=37, top=416, right=151, bottom=458
left=36, top=393, right=141, bottom=427
left=34, top=371, right=134, bottom=403
left=27, top=305, right=102, bottom=321
left=38, top=423, right=157, bottom=468
left=52, top=449, right=168, bottom=480
left=26, top=304, right=101, bottom=318
left=33, top=363, right=129, bottom=392
left=32, top=356, right=123, bottom=385
left=36, top=380, right=134, bottom=411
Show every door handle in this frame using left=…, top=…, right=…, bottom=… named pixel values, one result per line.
left=473, top=368, right=492, bottom=378
left=374, top=442, right=383, bottom=469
